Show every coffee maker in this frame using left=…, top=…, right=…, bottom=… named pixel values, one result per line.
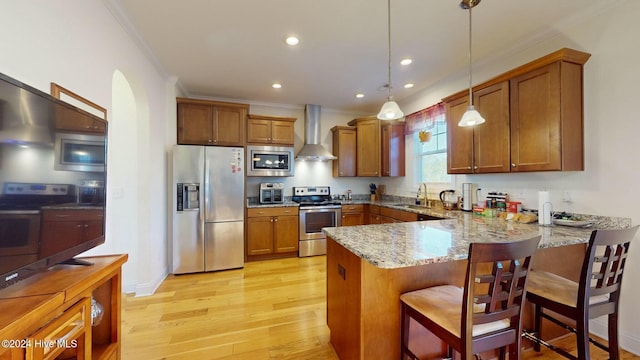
left=461, top=183, right=478, bottom=212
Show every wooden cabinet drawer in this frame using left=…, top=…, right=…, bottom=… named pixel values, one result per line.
left=341, top=204, right=364, bottom=213
left=42, top=209, right=103, bottom=222
left=369, top=205, right=380, bottom=214
left=26, top=297, right=91, bottom=360
left=380, top=207, right=418, bottom=222
left=247, top=207, right=298, bottom=218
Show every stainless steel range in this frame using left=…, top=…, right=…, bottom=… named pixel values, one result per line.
left=293, top=186, right=341, bottom=257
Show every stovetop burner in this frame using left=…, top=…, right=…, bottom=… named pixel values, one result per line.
left=292, top=186, right=340, bottom=207
left=0, top=182, right=76, bottom=211
left=295, top=200, right=342, bottom=206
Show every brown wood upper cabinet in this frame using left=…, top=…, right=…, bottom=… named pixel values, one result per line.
left=247, top=114, right=296, bottom=146
left=347, top=116, right=405, bottom=177
left=55, top=106, right=106, bottom=134
left=331, top=126, right=357, bottom=177
left=443, top=48, right=590, bottom=174
left=177, top=97, right=248, bottom=146
left=446, top=82, right=511, bottom=174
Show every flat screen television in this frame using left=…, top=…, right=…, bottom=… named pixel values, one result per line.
left=0, top=72, right=107, bottom=290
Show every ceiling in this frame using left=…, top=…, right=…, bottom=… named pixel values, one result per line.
left=111, top=0, right=607, bottom=114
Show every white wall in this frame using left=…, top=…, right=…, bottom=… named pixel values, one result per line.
left=1, top=1, right=170, bottom=295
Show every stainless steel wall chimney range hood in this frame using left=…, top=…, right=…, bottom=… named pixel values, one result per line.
left=295, top=104, right=337, bottom=161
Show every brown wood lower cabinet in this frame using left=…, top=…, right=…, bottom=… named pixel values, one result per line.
left=246, top=207, right=299, bottom=260
left=40, top=209, right=104, bottom=258
left=379, top=207, right=418, bottom=222
left=0, top=254, right=127, bottom=360
left=341, top=204, right=365, bottom=226
left=327, top=239, right=584, bottom=359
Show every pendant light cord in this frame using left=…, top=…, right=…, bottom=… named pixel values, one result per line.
left=386, top=0, right=392, bottom=99
left=467, top=6, right=473, bottom=106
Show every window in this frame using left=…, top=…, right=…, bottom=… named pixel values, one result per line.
left=405, top=103, right=452, bottom=185
left=415, top=114, right=451, bottom=183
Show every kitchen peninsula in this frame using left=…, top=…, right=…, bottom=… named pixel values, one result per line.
left=323, top=211, right=631, bottom=359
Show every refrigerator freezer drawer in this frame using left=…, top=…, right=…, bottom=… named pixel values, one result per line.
left=170, top=210, right=204, bottom=274
left=205, top=221, right=244, bottom=271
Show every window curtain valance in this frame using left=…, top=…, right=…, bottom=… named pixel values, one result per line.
left=404, top=102, right=445, bottom=135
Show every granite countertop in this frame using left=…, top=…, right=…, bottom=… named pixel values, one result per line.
left=323, top=211, right=632, bottom=269
left=246, top=200, right=299, bottom=208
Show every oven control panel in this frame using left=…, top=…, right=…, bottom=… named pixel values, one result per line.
left=2, top=182, right=74, bottom=195
left=293, top=186, right=330, bottom=196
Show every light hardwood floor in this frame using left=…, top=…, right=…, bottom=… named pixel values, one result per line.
left=122, top=256, right=639, bottom=360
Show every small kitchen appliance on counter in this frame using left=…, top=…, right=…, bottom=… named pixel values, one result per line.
left=292, top=186, right=342, bottom=257
left=78, top=179, right=105, bottom=205
left=461, top=183, right=478, bottom=212
left=440, top=190, right=457, bottom=210
left=259, top=182, right=284, bottom=204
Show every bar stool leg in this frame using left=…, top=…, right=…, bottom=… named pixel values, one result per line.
left=576, top=315, right=590, bottom=360
left=533, top=304, right=542, bottom=352
left=608, top=313, right=620, bottom=360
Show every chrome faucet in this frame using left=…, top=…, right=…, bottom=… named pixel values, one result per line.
left=419, top=183, right=428, bottom=207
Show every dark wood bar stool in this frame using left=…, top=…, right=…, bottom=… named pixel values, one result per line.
left=400, top=235, right=541, bottom=360
left=524, top=225, right=639, bottom=360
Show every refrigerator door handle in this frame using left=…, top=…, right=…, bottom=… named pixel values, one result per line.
left=203, top=157, right=210, bottom=220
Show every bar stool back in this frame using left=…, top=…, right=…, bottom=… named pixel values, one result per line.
left=525, top=225, right=639, bottom=360
left=400, top=235, right=541, bottom=360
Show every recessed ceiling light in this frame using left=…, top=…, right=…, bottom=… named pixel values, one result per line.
left=400, top=58, right=413, bottom=66
left=355, top=93, right=365, bottom=99
left=285, top=36, right=299, bottom=46
left=404, top=83, right=414, bottom=89
left=272, top=83, right=282, bottom=89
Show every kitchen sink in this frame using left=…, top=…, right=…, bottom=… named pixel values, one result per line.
left=390, top=204, right=427, bottom=210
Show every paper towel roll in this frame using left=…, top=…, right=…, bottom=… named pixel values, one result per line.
left=538, top=191, right=552, bottom=225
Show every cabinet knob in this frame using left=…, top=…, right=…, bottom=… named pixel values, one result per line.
left=270, top=218, right=274, bottom=222
left=473, top=166, right=478, bottom=170
left=467, top=166, right=472, bottom=170
left=208, top=139, right=213, bottom=143
left=511, top=163, right=517, bottom=167
left=274, top=218, right=278, bottom=222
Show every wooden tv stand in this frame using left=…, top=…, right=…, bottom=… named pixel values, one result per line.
left=0, top=254, right=128, bottom=360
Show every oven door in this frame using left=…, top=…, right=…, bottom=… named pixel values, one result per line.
left=0, top=210, right=41, bottom=257
left=298, top=206, right=342, bottom=240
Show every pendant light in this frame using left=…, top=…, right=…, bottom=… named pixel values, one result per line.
left=377, top=0, right=404, bottom=121
left=458, top=0, right=485, bottom=127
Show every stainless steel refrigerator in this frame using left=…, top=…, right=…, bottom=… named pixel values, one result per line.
left=169, top=145, right=244, bottom=274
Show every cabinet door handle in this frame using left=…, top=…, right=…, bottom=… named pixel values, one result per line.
left=467, top=166, right=472, bottom=170
left=270, top=218, right=274, bottom=222
left=511, top=163, right=517, bottom=167
left=274, top=218, right=278, bottom=222
left=208, top=139, right=213, bottom=143
left=473, top=166, right=478, bottom=170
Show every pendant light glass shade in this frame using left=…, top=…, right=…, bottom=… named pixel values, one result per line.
left=458, top=0, right=484, bottom=127
left=458, top=105, right=485, bottom=126
left=377, top=0, right=403, bottom=121
left=377, top=98, right=404, bottom=120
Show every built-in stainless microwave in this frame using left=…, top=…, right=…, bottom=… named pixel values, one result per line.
left=54, top=133, right=106, bottom=172
left=247, top=145, right=294, bottom=177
